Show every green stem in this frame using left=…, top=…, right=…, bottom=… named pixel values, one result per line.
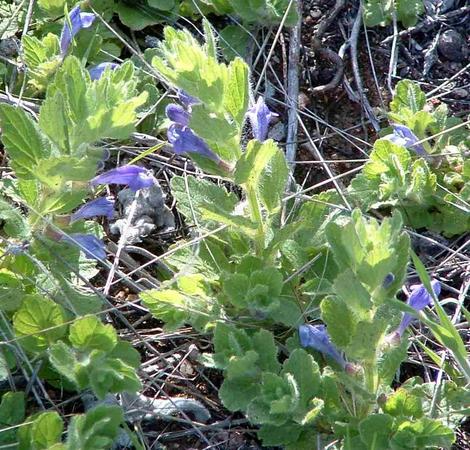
left=246, top=185, right=265, bottom=256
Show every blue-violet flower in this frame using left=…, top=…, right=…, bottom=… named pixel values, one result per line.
left=165, top=104, right=190, bottom=127
left=90, top=165, right=155, bottom=192
left=71, top=197, right=115, bottom=223
left=246, top=96, right=278, bottom=142
left=89, top=62, right=119, bottom=80
left=299, top=324, right=347, bottom=368
left=61, top=233, right=106, bottom=261
left=60, top=5, right=96, bottom=55
left=167, top=124, right=220, bottom=162
left=384, top=124, right=427, bottom=156
left=396, top=279, right=441, bottom=336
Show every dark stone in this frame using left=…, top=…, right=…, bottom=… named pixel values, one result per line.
left=437, top=29, right=468, bottom=62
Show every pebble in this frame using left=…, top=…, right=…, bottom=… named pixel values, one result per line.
left=437, top=29, right=468, bottom=62
left=452, top=88, right=468, bottom=99
left=310, top=8, right=321, bottom=19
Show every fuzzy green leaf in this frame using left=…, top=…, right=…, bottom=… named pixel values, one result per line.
left=13, top=295, right=67, bottom=353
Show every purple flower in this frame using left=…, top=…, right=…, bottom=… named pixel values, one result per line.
left=177, top=90, right=199, bottom=108
left=90, top=165, right=155, bottom=192
left=396, top=279, right=441, bottom=336
left=166, top=104, right=190, bottom=127
left=61, top=233, right=106, bottom=260
left=384, top=124, right=427, bottom=156
left=246, top=97, right=278, bottom=142
left=299, top=324, right=346, bottom=368
left=70, top=197, right=115, bottom=223
left=167, top=124, right=220, bottom=162
left=60, top=5, right=96, bottom=55
left=88, top=62, right=119, bottom=81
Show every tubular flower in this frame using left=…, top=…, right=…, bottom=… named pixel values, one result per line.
left=60, top=5, right=96, bottom=55
left=88, top=62, right=119, bottom=80
left=61, top=233, right=106, bottom=261
left=165, top=104, right=190, bottom=127
left=71, top=197, right=115, bottom=223
left=246, top=96, right=278, bottom=142
left=384, top=124, right=427, bottom=156
left=299, top=324, right=347, bottom=369
left=167, top=123, right=221, bottom=162
left=396, top=279, right=441, bottom=336
left=90, top=165, right=156, bottom=192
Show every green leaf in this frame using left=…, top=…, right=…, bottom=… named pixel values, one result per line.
left=0, top=198, right=30, bottom=239
left=66, top=405, right=124, bottom=450
left=378, top=338, right=409, bottom=385
left=235, top=139, right=278, bottom=186
left=363, top=0, right=393, bottom=27
left=152, top=27, right=227, bottom=111
left=37, top=0, right=67, bottom=16
left=0, top=2, right=26, bottom=39
left=223, top=57, right=249, bottom=126
left=140, top=289, right=190, bottom=330
left=281, top=349, right=322, bottom=420
left=258, top=423, right=303, bottom=447
left=18, top=412, right=63, bottom=450
left=85, top=351, right=142, bottom=399
left=258, top=148, right=289, bottom=212
left=0, top=392, right=25, bottom=445
left=39, top=57, right=148, bottom=153
left=13, top=295, right=67, bottom=353
left=396, top=0, right=423, bottom=27
left=321, top=296, right=355, bottom=349
left=48, top=341, right=79, bottom=386
left=346, top=319, right=387, bottom=362
left=247, top=372, right=299, bottom=426
left=69, top=316, right=117, bottom=352
left=358, top=414, right=394, bottom=450
left=390, top=80, right=426, bottom=115
left=0, top=104, right=54, bottom=180
left=394, top=417, right=455, bottom=449
left=383, top=387, right=423, bottom=419
left=22, top=34, right=62, bottom=92
left=219, top=375, right=261, bottom=411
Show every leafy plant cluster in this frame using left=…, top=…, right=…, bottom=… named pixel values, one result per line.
left=138, top=26, right=470, bottom=449
left=363, top=0, right=424, bottom=28
left=0, top=45, right=147, bottom=449
left=0, top=2, right=468, bottom=449
left=349, top=79, right=470, bottom=236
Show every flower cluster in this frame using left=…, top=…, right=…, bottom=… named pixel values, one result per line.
left=60, top=4, right=119, bottom=81
left=61, top=166, right=156, bottom=260
left=165, top=92, right=222, bottom=164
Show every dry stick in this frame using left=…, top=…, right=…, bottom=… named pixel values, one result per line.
left=285, top=0, right=302, bottom=172
left=349, top=2, right=380, bottom=131
left=387, top=9, right=399, bottom=95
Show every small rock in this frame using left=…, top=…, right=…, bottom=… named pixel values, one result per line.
left=452, top=88, right=468, bottom=99
left=0, top=38, right=19, bottom=57
left=310, top=8, right=321, bottom=19
left=437, top=29, right=468, bottom=62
